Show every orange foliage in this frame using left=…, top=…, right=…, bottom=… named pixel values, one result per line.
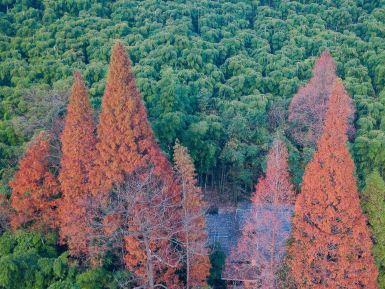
left=288, top=80, right=378, bottom=289
left=115, top=170, right=181, bottom=289
left=58, top=72, right=97, bottom=256
left=253, top=138, right=295, bottom=205
left=90, top=42, right=177, bottom=199
left=89, top=42, right=181, bottom=288
left=173, top=142, right=210, bottom=288
left=224, top=139, right=294, bottom=289
left=10, top=132, right=60, bottom=230
left=102, top=213, right=122, bottom=237
left=124, top=236, right=147, bottom=277
left=288, top=51, right=337, bottom=147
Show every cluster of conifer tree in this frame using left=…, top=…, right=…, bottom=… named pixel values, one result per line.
left=1, top=43, right=213, bottom=289
left=1, top=1, right=385, bottom=289
left=1, top=0, right=385, bottom=200
left=222, top=51, right=384, bottom=289
left=2, top=41, right=385, bottom=289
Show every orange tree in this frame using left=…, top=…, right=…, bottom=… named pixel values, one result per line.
left=10, top=132, right=60, bottom=230
left=58, top=72, right=97, bottom=256
left=288, top=80, right=378, bottom=289
left=88, top=43, right=181, bottom=289
left=174, top=141, right=210, bottom=288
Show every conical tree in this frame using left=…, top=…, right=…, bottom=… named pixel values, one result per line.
left=362, top=170, right=385, bottom=288
left=10, top=132, right=60, bottom=230
left=223, top=208, right=291, bottom=289
left=91, top=42, right=177, bottom=198
left=288, top=80, right=378, bottom=289
left=253, top=138, right=295, bottom=205
left=223, top=138, right=294, bottom=289
left=288, top=51, right=337, bottom=148
left=89, top=42, right=181, bottom=288
left=173, top=141, right=210, bottom=289
left=58, top=72, right=97, bottom=256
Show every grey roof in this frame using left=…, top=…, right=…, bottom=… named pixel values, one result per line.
left=205, top=203, right=293, bottom=254
left=206, top=211, right=239, bottom=253
left=205, top=203, right=293, bottom=281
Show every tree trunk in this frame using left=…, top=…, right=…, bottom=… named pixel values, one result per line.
left=182, top=180, right=191, bottom=289
left=144, top=236, right=155, bottom=289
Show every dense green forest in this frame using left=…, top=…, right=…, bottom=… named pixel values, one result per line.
left=1, top=0, right=385, bottom=202
left=1, top=1, right=385, bottom=288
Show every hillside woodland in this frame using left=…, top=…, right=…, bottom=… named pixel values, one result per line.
left=1, top=1, right=385, bottom=289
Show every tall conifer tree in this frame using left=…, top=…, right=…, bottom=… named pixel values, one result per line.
left=58, top=72, right=97, bottom=256
left=90, top=42, right=177, bottom=198
left=10, top=132, right=59, bottom=230
left=173, top=142, right=210, bottom=289
left=288, top=51, right=337, bottom=147
left=90, top=42, right=181, bottom=288
left=288, top=80, right=378, bottom=289
left=224, top=138, right=294, bottom=289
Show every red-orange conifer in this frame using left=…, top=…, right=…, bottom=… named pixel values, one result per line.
left=253, top=138, right=295, bottom=205
left=288, top=80, right=378, bottom=289
left=58, top=72, right=97, bottom=256
left=288, top=51, right=337, bottom=147
left=224, top=139, right=294, bottom=289
left=90, top=42, right=177, bottom=198
left=90, top=42, right=181, bottom=288
left=10, top=132, right=59, bottom=230
left=173, top=142, right=210, bottom=289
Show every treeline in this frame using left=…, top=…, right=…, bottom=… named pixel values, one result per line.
left=1, top=0, right=385, bottom=201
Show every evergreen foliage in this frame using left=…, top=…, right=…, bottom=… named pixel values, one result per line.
left=0, top=231, right=130, bottom=289
left=362, top=170, right=385, bottom=288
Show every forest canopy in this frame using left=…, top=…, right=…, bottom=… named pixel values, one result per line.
left=1, top=0, right=385, bottom=201
left=1, top=1, right=385, bottom=288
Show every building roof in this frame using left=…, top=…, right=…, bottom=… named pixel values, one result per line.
left=205, top=202, right=293, bottom=281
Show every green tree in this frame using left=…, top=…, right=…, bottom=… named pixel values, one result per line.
left=362, top=170, right=385, bottom=288
left=0, top=230, right=133, bottom=289
left=208, top=245, right=227, bottom=289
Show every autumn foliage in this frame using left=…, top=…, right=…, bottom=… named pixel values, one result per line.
left=119, top=170, right=181, bottom=289
left=288, top=51, right=337, bottom=147
left=87, top=43, right=181, bottom=288
left=223, top=139, right=294, bottom=289
left=90, top=42, right=177, bottom=199
left=253, top=138, right=295, bottom=205
left=9, top=42, right=380, bottom=289
left=58, top=72, right=97, bottom=256
left=10, top=132, right=60, bottom=230
left=288, top=80, right=378, bottom=289
left=173, top=142, right=210, bottom=289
